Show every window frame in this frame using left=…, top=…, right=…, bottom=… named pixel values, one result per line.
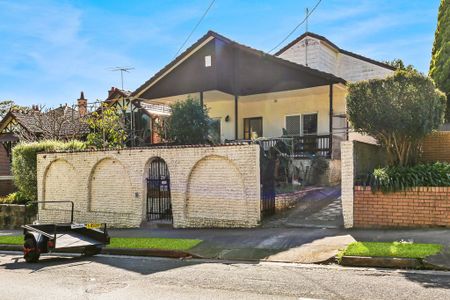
left=284, top=112, right=318, bottom=136
left=243, top=117, right=263, bottom=140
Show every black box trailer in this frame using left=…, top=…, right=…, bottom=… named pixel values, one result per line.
left=22, top=201, right=110, bottom=263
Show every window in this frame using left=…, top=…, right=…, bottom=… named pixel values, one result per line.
left=208, top=118, right=221, bottom=143
left=205, top=55, right=212, bottom=67
left=302, top=113, right=318, bottom=135
left=285, top=115, right=301, bottom=136
left=285, top=113, right=318, bottom=136
left=243, top=117, right=263, bottom=140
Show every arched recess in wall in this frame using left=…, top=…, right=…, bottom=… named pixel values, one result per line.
left=43, top=159, right=77, bottom=210
left=186, top=155, right=245, bottom=221
left=89, top=158, right=133, bottom=213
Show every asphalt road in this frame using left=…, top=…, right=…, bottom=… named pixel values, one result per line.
left=1, top=252, right=450, bottom=300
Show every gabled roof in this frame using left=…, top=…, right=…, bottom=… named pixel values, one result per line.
left=132, top=30, right=346, bottom=98
left=0, top=106, right=89, bottom=139
left=275, top=32, right=396, bottom=71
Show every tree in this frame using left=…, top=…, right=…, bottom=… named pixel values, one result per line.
left=430, top=0, right=450, bottom=121
left=0, top=100, right=28, bottom=119
left=160, top=96, right=211, bottom=145
left=383, top=59, right=415, bottom=71
left=347, top=69, right=446, bottom=166
left=19, top=105, right=87, bottom=142
left=86, top=103, right=127, bottom=148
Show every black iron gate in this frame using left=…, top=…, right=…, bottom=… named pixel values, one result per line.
left=260, top=153, right=276, bottom=217
left=146, top=158, right=172, bottom=221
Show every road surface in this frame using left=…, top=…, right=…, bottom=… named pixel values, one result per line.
left=0, top=252, right=449, bottom=299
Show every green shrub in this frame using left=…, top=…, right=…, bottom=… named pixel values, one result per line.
left=12, top=140, right=86, bottom=201
left=0, top=191, right=29, bottom=204
left=366, top=162, right=450, bottom=193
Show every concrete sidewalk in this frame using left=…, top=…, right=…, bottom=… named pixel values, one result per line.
left=3, top=227, right=450, bottom=264
left=109, top=227, right=450, bottom=263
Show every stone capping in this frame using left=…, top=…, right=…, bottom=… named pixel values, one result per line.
left=38, top=142, right=253, bottom=154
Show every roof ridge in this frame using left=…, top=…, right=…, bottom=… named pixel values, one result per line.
left=131, top=30, right=345, bottom=97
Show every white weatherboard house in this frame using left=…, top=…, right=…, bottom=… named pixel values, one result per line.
left=129, top=31, right=394, bottom=183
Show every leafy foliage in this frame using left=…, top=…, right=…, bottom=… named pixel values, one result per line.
left=0, top=100, right=28, bottom=119
left=160, top=96, right=211, bottom=145
left=383, top=59, right=415, bottom=71
left=366, top=162, right=450, bottom=193
left=0, top=191, right=28, bottom=204
left=430, top=0, right=450, bottom=121
left=347, top=69, right=446, bottom=166
left=86, top=104, right=127, bottom=148
left=11, top=140, right=86, bottom=201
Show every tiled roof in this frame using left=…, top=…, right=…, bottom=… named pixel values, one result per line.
left=7, top=106, right=89, bottom=137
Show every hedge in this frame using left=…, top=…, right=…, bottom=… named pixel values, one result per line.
left=11, top=140, right=86, bottom=201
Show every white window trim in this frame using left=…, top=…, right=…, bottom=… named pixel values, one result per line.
left=284, top=112, right=319, bottom=136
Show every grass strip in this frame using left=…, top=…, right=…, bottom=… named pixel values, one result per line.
left=0, top=235, right=22, bottom=245
left=343, top=241, right=442, bottom=259
left=107, top=237, right=202, bottom=251
left=0, top=236, right=202, bottom=251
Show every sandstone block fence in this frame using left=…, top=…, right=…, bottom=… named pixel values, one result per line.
left=37, top=144, right=261, bottom=228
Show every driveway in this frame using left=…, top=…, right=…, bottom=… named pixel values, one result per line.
left=262, top=186, right=343, bottom=229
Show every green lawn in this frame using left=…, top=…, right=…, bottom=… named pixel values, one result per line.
left=343, top=241, right=443, bottom=259
left=0, top=236, right=22, bottom=245
left=0, top=235, right=201, bottom=251
left=107, top=237, right=202, bottom=251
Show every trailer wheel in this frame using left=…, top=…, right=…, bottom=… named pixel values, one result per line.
left=24, top=237, right=40, bottom=263
left=83, top=246, right=101, bottom=257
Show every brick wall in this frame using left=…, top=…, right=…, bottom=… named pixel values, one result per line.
left=354, top=186, right=450, bottom=228
left=421, top=132, right=450, bottom=162
left=37, top=144, right=261, bottom=228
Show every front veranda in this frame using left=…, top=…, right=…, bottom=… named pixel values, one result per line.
left=140, top=85, right=348, bottom=159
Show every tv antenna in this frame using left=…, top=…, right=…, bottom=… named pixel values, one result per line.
left=109, top=66, right=134, bottom=90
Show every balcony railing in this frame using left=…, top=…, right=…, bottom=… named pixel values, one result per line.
left=255, top=134, right=331, bottom=158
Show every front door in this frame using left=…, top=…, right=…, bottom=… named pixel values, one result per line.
left=146, top=158, right=172, bottom=222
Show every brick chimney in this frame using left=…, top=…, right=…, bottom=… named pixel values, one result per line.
left=108, top=87, right=117, bottom=99
left=77, top=91, right=87, bottom=117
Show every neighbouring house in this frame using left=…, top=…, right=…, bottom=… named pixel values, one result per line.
left=102, top=87, right=170, bottom=146
left=0, top=95, right=89, bottom=196
left=129, top=30, right=395, bottom=184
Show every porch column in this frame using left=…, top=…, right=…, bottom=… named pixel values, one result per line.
left=199, top=91, right=204, bottom=107
left=234, top=95, right=238, bottom=140
left=329, top=84, right=334, bottom=158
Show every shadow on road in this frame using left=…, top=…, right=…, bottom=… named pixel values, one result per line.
left=0, top=252, right=258, bottom=275
left=401, top=272, right=450, bottom=289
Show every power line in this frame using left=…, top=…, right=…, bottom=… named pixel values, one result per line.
left=174, top=0, right=216, bottom=57
left=268, top=0, right=322, bottom=54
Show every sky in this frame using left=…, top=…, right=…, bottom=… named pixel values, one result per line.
left=0, top=0, right=441, bottom=107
